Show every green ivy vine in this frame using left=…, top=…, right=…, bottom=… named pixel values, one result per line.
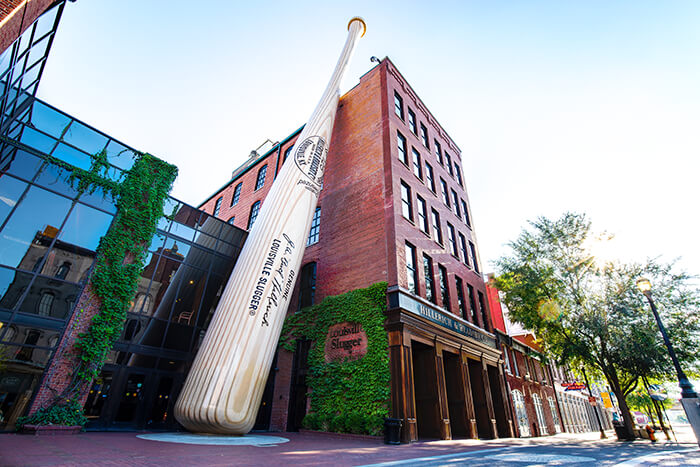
left=279, top=282, right=390, bottom=436
left=16, top=147, right=177, bottom=429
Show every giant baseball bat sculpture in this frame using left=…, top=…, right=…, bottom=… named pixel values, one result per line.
left=174, top=17, right=366, bottom=434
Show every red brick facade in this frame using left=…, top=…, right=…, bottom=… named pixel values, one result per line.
left=0, top=0, right=55, bottom=55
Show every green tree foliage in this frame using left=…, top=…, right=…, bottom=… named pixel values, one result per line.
left=280, top=282, right=390, bottom=436
left=494, top=212, right=700, bottom=439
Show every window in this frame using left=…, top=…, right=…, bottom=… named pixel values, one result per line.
left=425, top=162, right=435, bottom=192
left=213, top=197, right=222, bottom=216
left=408, top=108, right=416, bottom=134
left=455, top=276, right=467, bottom=319
left=247, top=201, right=261, bottom=229
left=423, top=254, right=435, bottom=304
left=438, top=264, right=450, bottom=311
left=447, top=222, right=458, bottom=257
left=440, top=178, right=450, bottom=207
left=445, top=152, right=453, bottom=176
left=416, top=196, right=428, bottom=233
left=227, top=216, right=235, bottom=224
left=307, top=207, right=321, bottom=245
left=467, top=283, right=477, bottom=323
left=231, top=183, right=242, bottom=206
left=533, top=393, right=548, bottom=435
left=512, top=390, right=530, bottom=437
left=298, top=262, right=317, bottom=310
left=434, top=140, right=443, bottom=165
left=397, top=131, right=408, bottom=165
left=411, top=148, right=422, bottom=179
left=255, top=164, right=267, bottom=190
left=459, top=232, right=470, bottom=267
left=470, top=241, right=480, bottom=273
left=400, top=181, right=413, bottom=221
left=454, top=163, right=463, bottom=187
left=55, top=262, right=70, bottom=280
left=431, top=209, right=442, bottom=244
left=549, top=397, right=562, bottom=433
left=394, top=92, right=404, bottom=119
left=452, top=189, right=460, bottom=218
left=478, top=291, right=489, bottom=331
left=38, top=292, right=54, bottom=316
left=420, top=124, right=429, bottom=148
left=405, top=242, right=417, bottom=294
left=461, top=199, right=471, bottom=227
left=511, top=348, right=520, bottom=376
left=284, top=146, right=293, bottom=162
left=503, top=345, right=512, bottom=374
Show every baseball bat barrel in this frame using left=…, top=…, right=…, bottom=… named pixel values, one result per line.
left=174, top=17, right=366, bottom=434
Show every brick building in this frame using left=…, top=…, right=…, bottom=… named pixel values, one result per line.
left=200, top=58, right=511, bottom=442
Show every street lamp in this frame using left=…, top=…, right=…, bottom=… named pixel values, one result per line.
left=635, top=278, right=697, bottom=399
left=637, top=278, right=700, bottom=447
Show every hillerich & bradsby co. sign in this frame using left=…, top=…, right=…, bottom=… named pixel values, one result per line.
left=324, top=322, right=368, bottom=363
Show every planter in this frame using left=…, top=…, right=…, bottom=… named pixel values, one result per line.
left=299, top=429, right=381, bottom=441
left=20, top=424, right=82, bottom=435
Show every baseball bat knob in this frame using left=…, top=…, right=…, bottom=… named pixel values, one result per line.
left=348, top=17, right=366, bottom=37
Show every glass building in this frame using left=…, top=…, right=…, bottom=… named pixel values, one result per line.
left=0, top=1, right=247, bottom=431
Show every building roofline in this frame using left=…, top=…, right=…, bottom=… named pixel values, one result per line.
left=197, top=125, right=305, bottom=208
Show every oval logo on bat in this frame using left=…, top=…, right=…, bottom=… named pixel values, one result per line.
left=294, top=136, right=327, bottom=188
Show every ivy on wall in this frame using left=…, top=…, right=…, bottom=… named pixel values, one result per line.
left=16, top=146, right=177, bottom=429
left=280, top=282, right=390, bottom=436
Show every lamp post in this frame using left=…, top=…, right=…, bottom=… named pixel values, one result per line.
left=636, top=278, right=700, bottom=446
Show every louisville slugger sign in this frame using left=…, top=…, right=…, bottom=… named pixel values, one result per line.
left=174, top=17, right=366, bottom=434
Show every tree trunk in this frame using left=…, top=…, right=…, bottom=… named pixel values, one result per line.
left=605, top=368, right=636, bottom=440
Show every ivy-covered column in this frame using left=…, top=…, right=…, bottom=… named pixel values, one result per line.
left=21, top=153, right=177, bottom=427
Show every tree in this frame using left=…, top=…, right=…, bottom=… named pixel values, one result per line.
left=494, top=212, right=700, bottom=439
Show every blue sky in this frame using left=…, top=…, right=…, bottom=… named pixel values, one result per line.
left=38, top=1, right=700, bottom=275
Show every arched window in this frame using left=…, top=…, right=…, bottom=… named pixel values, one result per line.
left=548, top=397, right=561, bottom=433
left=511, top=389, right=530, bottom=437
left=255, top=165, right=267, bottom=190
left=298, top=262, right=317, bottom=310
left=55, top=261, right=71, bottom=279
left=248, top=201, right=261, bottom=229
left=132, top=293, right=153, bottom=314
left=38, top=292, right=54, bottom=316
left=532, top=393, right=548, bottom=435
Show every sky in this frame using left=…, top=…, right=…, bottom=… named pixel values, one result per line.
left=37, top=1, right=700, bottom=277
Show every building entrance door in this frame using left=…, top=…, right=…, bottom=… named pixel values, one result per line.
left=467, top=358, right=492, bottom=439
left=287, top=339, right=311, bottom=431
left=442, top=351, right=469, bottom=438
left=487, top=364, right=510, bottom=437
left=411, top=341, right=440, bottom=439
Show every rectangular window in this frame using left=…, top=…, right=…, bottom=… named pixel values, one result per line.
left=431, top=209, right=442, bottom=244
left=512, top=349, right=520, bottom=376
left=447, top=222, right=458, bottom=257
left=444, top=152, right=453, bottom=176
left=503, top=345, right=512, bottom=374
left=394, top=92, right=404, bottom=120
left=423, top=254, right=435, bottom=304
left=255, top=164, right=268, bottom=190
left=408, top=108, right=416, bottom=134
left=467, top=283, right=477, bottom=323
left=400, top=181, right=413, bottom=221
left=459, top=232, right=470, bottom=267
left=440, top=178, right=450, bottom=207
left=231, top=183, right=242, bottom=206
left=420, top=124, right=429, bottom=148
left=434, top=140, right=443, bottom=165
left=478, top=291, right=489, bottom=331
left=213, top=197, right=222, bottom=217
left=452, top=189, right=460, bottom=218
left=461, top=199, right=471, bottom=227
left=405, top=242, right=417, bottom=294
left=307, top=206, right=321, bottom=246
left=454, top=163, right=463, bottom=187
left=412, top=148, right=422, bottom=179
left=455, top=276, right=467, bottom=319
left=425, top=162, right=435, bottom=192
left=248, top=200, right=261, bottom=229
left=470, top=241, right=480, bottom=273
left=438, top=264, right=450, bottom=311
left=397, top=131, right=408, bottom=165
left=416, top=195, right=428, bottom=234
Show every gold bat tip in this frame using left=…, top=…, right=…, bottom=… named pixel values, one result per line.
left=348, top=17, right=367, bottom=37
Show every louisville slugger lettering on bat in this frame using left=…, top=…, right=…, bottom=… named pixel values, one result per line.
left=174, top=17, right=366, bottom=434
